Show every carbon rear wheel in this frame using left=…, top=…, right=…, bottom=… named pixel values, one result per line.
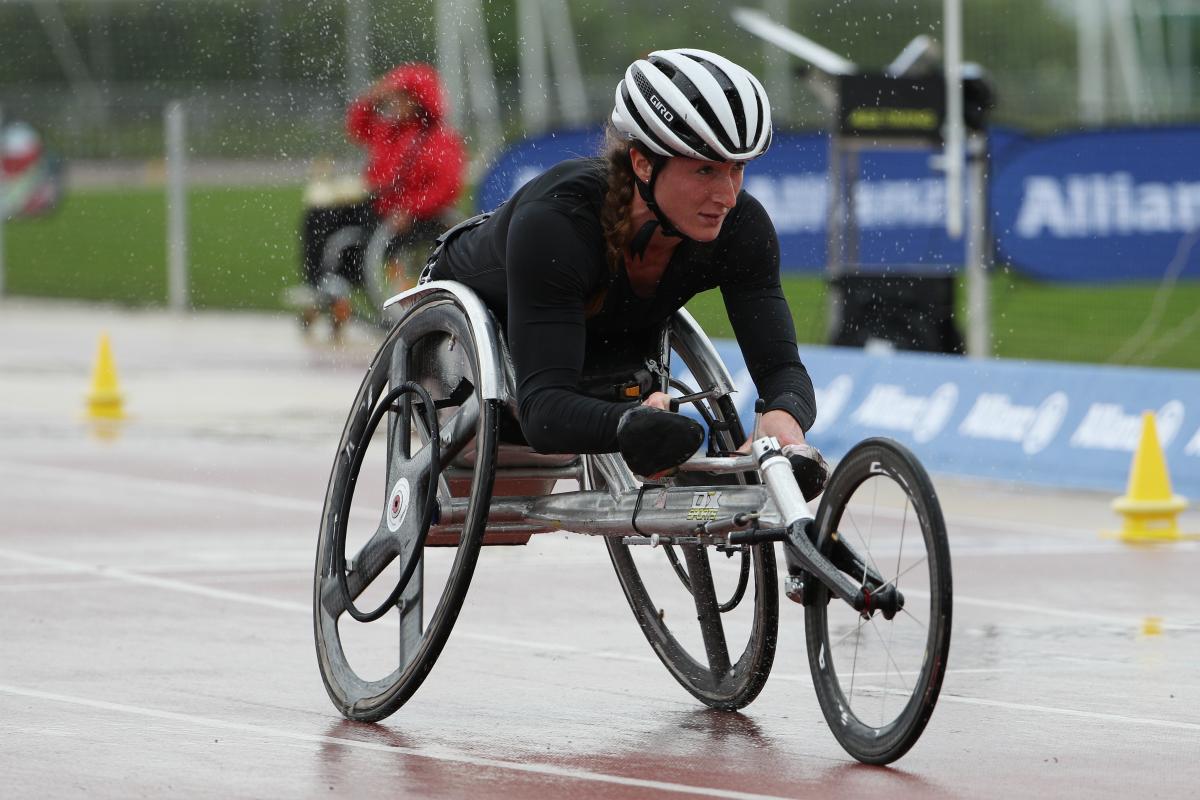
left=804, top=437, right=952, bottom=764
left=607, top=313, right=778, bottom=711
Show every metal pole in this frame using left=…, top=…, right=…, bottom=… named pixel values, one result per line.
left=824, top=137, right=844, bottom=343
left=965, top=133, right=990, bottom=359
left=0, top=104, right=6, bottom=297
left=1109, top=0, right=1147, bottom=120
left=165, top=101, right=188, bottom=311
left=460, top=0, right=503, bottom=168
left=517, top=0, right=549, bottom=134
left=762, top=0, right=792, bottom=124
left=345, top=0, right=372, bottom=101
left=543, top=0, right=588, bottom=127
left=436, top=0, right=465, bottom=131
left=1076, top=0, right=1108, bottom=124
left=943, top=0, right=964, bottom=240
left=1167, top=0, right=1192, bottom=103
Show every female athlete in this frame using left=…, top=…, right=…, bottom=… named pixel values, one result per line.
left=425, top=48, right=824, bottom=491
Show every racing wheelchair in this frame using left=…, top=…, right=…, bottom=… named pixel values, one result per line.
left=312, top=281, right=953, bottom=765
left=291, top=172, right=460, bottom=336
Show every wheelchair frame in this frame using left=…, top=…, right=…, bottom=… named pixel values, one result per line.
left=313, top=281, right=953, bottom=765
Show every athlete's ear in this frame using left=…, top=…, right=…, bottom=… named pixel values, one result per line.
left=629, top=147, right=654, bottom=184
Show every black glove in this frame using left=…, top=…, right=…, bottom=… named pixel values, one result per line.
left=616, top=405, right=705, bottom=477
left=782, top=443, right=830, bottom=501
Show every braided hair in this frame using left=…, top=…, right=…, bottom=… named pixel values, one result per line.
left=593, top=126, right=637, bottom=316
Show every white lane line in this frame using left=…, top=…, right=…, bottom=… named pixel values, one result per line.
left=0, top=683, right=796, bottom=800
left=948, top=591, right=1200, bottom=631
left=4, top=543, right=1197, bottom=669
left=0, top=579, right=132, bottom=593
left=0, top=461, right=321, bottom=515
left=0, top=548, right=309, bottom=614
left=938, top=693, right=1200, bottom=733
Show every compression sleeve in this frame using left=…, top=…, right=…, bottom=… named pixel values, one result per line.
left=505, top=202, right=634, bottom=453
left=720, top=197, right=817, bottom=431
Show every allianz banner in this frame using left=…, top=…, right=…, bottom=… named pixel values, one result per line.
left=695, top=342, right=1200, bottom=494
left=478, top=126, right=1199, bottom=281
left=992, top=126, right=1200, bottom=281
left=477, top=128, right=1007, bottom=273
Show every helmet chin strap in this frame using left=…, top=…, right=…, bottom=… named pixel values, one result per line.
left=629, top=151, right=689, bottom=260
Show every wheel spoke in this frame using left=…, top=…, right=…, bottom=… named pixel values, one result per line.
left=876, top=556, right=928, bottom=594
left=899, top=606, right=929, bottom=631
left=893, top=498, right=910, bottom=591
left=830, top=617, right=867, bottom=650
left=397, top=555, right=424, bottom=667
left=869, top=617, right=913, bottom=692
left=681, top=544, right=732, bottom=678
left=842, top=508, right=885, bottom=583
left=322, top=522, right=398, bottom=618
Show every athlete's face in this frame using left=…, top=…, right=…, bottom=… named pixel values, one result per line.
left=634, top=153, right=745, bottom=242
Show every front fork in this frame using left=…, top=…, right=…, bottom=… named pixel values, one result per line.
left=752, top=437, right=903, bottom=621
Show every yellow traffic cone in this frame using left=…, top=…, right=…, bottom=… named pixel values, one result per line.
left=1107, top=411, right=1192, bottom=543
left=85, top=333, right=126, bottom=421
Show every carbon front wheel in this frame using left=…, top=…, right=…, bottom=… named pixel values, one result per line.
left=313, top=294, right=499, bottom=722
left=804, top=438, right=952, bottom=764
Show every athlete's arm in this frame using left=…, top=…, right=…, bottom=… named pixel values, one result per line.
left=505, top=201, right=635, bottom=453
left=719, top=195, right=817, bottom=437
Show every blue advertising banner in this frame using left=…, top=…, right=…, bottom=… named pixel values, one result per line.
left=478, top=125, right=1200, bottom=281
left=991, top=126, right=1200, bottom=282
left=686, top=342, right=1200, bottom=495
left=477, top=128, right=1006, bottom=273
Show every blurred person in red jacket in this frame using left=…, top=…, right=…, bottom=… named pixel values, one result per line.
left=292, top=63, right=465, bottom=327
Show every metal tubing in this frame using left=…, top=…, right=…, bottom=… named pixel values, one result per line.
left=782, top=521, right=863, bottom=609
left=943, top=0, right=964, bottom=240
left=433, top=482, right=772, bottom=538
left=0, top=104, right=5, bottom=296
left=965, top=132, right=991, bottom=358
left=165, top=101, right=188, bottom=311
left=752, top=437, right=812, bottom=527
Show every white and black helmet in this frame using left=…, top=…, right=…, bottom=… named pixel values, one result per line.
left=612, top=48, right=772, bottom=162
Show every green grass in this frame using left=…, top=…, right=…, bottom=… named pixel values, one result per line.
left=687, top=271, right=1200, bottom=370
left=6, top=185, right=1199, bottom=369
left=5, top=185, right=301, bottom=310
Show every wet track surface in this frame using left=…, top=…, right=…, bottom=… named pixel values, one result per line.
left=3, top=299, right=1199, bottom=798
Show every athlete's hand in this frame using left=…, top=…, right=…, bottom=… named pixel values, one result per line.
left=738, top=410, right=828, bottom=500
left=640, top=391, right=672, bottom=411
left=738, top=409, right=806, bottom=452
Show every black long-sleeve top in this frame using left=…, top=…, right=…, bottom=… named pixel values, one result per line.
left=431, top=158, right=815, bottom=454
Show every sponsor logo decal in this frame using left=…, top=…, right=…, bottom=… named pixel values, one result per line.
left=745, top=175, right=949, bottom=235
left=850, top=382, right=958, bottom=443
left=1069, top=400, right=1185, bottom=451
left=1016, top=173, right=1200, bottom=239
left=649, top=94, right=675, bottom=122
left=386, top=477, right=411, bottom=532
left=686, top=491, right=722, bottom=522
left=957, top=391, right=1069, bottom=454
left=1185, top=427, right=1200, bottom=457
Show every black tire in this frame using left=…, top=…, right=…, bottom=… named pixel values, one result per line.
left=606, top=320, right=778, bottom=711
left=313, top=294, right=499, bottom=722
left=804, top=437, right=952, bottom=764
